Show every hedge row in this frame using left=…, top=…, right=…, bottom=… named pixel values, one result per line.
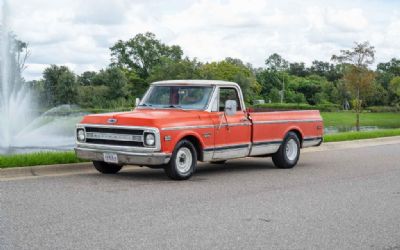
left=365, top=106, right=400, bottom=113
left=252, top=103, right=341, bottom=112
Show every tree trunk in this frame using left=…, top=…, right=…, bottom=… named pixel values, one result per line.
left=356, top=112, right=360, bottom=131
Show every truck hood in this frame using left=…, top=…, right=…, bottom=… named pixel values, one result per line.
left=80, top=109, right=212, bottom=129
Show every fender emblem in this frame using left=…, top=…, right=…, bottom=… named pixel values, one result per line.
left=107, top=118, right=117, bottom=124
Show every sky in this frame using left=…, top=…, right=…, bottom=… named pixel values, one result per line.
left=5, top=0, right=400, bottom=80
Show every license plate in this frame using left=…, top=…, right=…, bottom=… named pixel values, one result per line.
left=103, top=153, right=118, bottom=163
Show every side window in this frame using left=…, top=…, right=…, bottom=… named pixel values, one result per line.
left=219, top=87, right=241, bottom=112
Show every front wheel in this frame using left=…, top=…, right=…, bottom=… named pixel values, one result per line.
left=164, top=140, right=197, bottom=180
left=93, top=161, right=123, bottom=174
left=272, top=132, right=300, bottom=169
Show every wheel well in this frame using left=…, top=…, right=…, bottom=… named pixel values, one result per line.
left=288, top=129, right=303, bottom=147
left=180, top=135, right=203, bottom=161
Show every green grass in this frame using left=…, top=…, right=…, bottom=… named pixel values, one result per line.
left=324, top=128, right=400, bottom=142
left=0, top=151, right=87, bottom=169
left=321, top=112, right=400, bottom=128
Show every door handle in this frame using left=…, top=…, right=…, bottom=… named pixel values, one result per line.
left=240, top=118, right=248, bottom=122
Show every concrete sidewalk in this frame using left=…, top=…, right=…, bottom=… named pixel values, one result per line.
left=1, top=136, right=400, bottom=181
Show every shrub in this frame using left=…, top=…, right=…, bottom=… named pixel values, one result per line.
left=366, top=106, right=400, bottom=113
left=252, top=102, right=341, bottom=112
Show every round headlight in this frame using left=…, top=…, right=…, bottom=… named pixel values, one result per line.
left=77, top=129, right=85, bottom=142
left=145, top=133, right=155, bottom=146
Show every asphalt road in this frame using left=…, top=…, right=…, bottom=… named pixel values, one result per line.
left=1, top=143, right=400, bottom=250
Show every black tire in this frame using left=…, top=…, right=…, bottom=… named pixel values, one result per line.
left=164, top=140, right=197, bottom=180
left=272, top=132, right=300, bottom=169
left=210, top=160, right=227, bottom=164
left=93, top=161, right=123, bottom=174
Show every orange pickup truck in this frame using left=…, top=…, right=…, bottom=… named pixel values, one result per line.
left=75, top=80, right=323, bottom=180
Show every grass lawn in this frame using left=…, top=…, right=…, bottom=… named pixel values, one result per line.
left=0, top=151, right=87, bottom=169
left=324, top=128, right=400, bottom=142
left=321, top=112, right=400, bottom=128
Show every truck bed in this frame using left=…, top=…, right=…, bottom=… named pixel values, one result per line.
left=247, top=110, right=323, bottom=155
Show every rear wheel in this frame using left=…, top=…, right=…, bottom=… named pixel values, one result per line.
left=164, top=140, right=197, bottom=180
left=272, top=132, right=300, bottom=169
left=93, top=161, right=123, bottom=174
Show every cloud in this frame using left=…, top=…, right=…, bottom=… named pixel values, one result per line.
left=4, top=0, right=400, bottom=80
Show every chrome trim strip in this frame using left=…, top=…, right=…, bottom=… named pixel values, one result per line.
left=76, top=142, right=160, bottom=153
left=219, top=122, right=251, bottom=127
left=303, top=136, right=323, bottom=140
left=78, top=124, right=153, bottom=130
left=86, top=132, right=143, bottom=142
left=162, top=122, right=250, bottom=131
left=161, top=125, right=215, bottom=131
left=212, top=147, right=250, bottom=160
left=249, top=144, right=281, bottom=156
left=253, top=119, right=323, bottom=125
left=75, top=148, right=171, bottom=165
left=202, top=151, right=213, bottom=162
left=204, top=143, right=250, bottom=152
left=302, top=137, right=323, bottom=148
left=252, top=139, right=282, bottom=146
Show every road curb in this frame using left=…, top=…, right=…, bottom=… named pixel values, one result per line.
left=303, top=135, right=400, bottom=153
left=0, top=162, right=94, bottom=180
left=2, top=136, right=400, bottom=180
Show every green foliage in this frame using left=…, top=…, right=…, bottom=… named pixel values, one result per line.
left=389, top=76, right=400, bottom=97
left=199, top=59, right=261, bottom=100
left=253, top=103, right=340, bottom=112
left=110, top=32, right=183, bottom=79
left=148, top=57, right=202, bottom=82
left=366, top=106, right=400, bottom=113
left=42, top=65, right=77, bottom=107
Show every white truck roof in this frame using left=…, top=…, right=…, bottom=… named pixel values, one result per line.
left=151, top=80, right=240, bottom=87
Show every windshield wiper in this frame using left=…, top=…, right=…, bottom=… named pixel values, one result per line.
left=138, top=103, right=152, bottom=107
left=164, top=105, right=182, bottom=109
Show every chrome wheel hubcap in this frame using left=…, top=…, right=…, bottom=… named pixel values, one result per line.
left=285, top=139, right=298, bottom=161
left=176, top=147, right=192, bottom=174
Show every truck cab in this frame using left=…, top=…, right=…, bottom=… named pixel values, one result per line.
left=75, top=80, right=323, bottom=180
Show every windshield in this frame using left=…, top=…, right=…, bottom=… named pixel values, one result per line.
left=140, top=85, right=213, bottom=110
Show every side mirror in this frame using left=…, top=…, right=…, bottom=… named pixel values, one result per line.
left=224, top=100, right=237, bottom=116
left=135, top=98, right=141, bottom=107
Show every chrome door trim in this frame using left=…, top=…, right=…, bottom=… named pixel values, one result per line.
left=249, top=140, right=283, bottom=156
left=253, top=119, right=323, bottom=125
left=161, top=125, right=215, bottom=131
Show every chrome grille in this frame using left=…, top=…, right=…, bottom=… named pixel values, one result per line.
left=84, top=126, right=144, bottom=147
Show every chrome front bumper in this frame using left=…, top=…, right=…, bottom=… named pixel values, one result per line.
left=75, top=145, right=171, bottom=166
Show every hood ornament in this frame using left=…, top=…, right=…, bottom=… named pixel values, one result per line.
left=107, top=118, right=117, bottom=124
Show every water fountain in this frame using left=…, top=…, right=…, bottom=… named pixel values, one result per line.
left=0, top=1, right=83, bottom=154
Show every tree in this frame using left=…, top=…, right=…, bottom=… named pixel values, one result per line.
left=42, top=65, right=77, bottom=106
left=77, top=71, right=97, bottom=86
left=265, top=53, right=288, bottom=71
left=331, top=41, right=376, bottom=130
left=389, top=76, right=400, bottom=104
left=148, top=57, right=202, bottom=82
left=289, top=62, right=308, bottom=77
left=309, top=60, right=343, bottom=82
left=199, top=59, right=261, bottom=101
left=110, top=32, right=183, bottom=79
left=265, top=53, right=288, bottom=103
left=256, top=69, right=282, bottom=101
